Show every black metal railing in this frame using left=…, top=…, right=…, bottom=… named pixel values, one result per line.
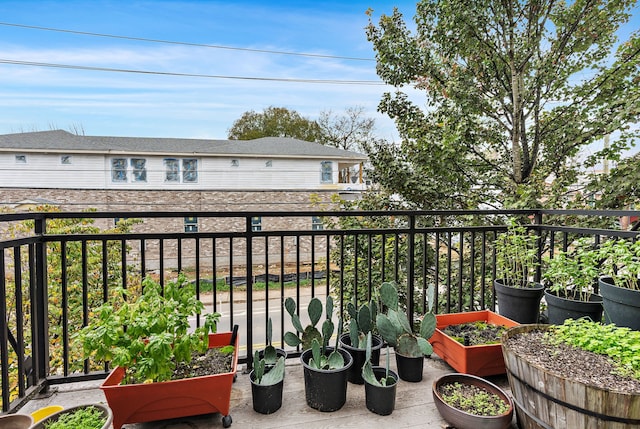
left=1, top=209, right=639, bottom=412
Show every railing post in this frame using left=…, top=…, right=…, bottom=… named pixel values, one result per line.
left=407, top=214, right=416, bottom=329
left=33, top=215, right=49, bottom=388
left=245, top=216, right=254, bottom=371
left=533, top=211, right=543, bottom=283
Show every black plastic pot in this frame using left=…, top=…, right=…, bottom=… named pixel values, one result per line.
left=494, top=280, right=544, bottom=324
left=394, top=351, right=424, bottom=382
left=364, top=366, right=398, bottom=416
left=544, top=290, right=603, bottom=325
left=249, top=370, right=284, bottom=415
left=300, top=347, right=353, bottom=412
left=338, top=333, right=383, bottom=384
left=599, top=276, right=640, bottom=330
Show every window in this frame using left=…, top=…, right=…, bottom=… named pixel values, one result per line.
left=183, top=159, right=198, bottom=182
left=321, top=161, right=333, bottom=183
left=131, top=158, right=147, bottom=182
left=184, top=217, right=198, bottom=232
left=312, top=216, right=324, bottom=231
left=60, top=155, right=72, bottom=165
left=164, top=158, right=180, bottom=182
left=231, top=159, right=239, bottom=167
left=251, top=217, right=262, bottom=232
left=15, top=155, right=26, bottom=163
left=111, top=158, right=127, bottom=182
left=265, top=160, right=272, bottom=167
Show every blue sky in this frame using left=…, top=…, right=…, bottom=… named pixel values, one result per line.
left=0, top=1, right=638, bottom=146
left=0, top=0, right=418, bottom=140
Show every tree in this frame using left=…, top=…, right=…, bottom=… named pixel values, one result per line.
left=317, top=106, right=377, bottom=152
left=365, top=1, right=640, bottom=209
left=227, top=106, right=323, bottom=141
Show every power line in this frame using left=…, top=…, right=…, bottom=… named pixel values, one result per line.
left=0, top=21, right=376, bottom=62
left=0, top=59, right=385, bottom=85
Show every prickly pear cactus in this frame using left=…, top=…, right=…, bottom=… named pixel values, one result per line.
left=283, top=295, right=337, bottom=352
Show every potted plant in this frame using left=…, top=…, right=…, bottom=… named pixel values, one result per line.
left=283, top=295, right=353, bottom=412
left=376, top=282, right=436, bottom=382
left=494, top=220, right=544, bottom=323
left=257, top=317, right=287, bottom=370
left=0, top=414, right=32, bottom=429
left=598, top=238, right=640, bottom=330
left=29, top=404, right=113, bottom=429
left=76, top=274, right=239, bottom=429
left=502, top=319, right=640, bottom=428
left=432, top=373, right=513, bottom=429
left=428, top=310, right=518, bottom=376
left=542, top=237, right=603, bottom=324
left=338, top=298, right=383, bottom=384
left=249, top=350, right=286, bottom=415
left=362, top=333, right=398, bottom=416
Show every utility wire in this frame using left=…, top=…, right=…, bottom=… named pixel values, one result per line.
left=0, top=21, right=376, bottom=62
left=0, top=59, right=385, bottom=85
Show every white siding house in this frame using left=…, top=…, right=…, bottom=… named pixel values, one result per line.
left=0, top=130, right=367, bottom=193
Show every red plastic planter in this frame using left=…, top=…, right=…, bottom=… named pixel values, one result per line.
left=101, top=332, right=238, bottom=429
left=429, top=310, right=518, bottom=376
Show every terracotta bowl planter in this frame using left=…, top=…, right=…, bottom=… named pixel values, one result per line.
left=433, top=373, right=514, bottom=429
left=29, top=404, right=112, bottom=429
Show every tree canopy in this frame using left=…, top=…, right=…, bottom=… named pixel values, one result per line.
left=365, top=0, right=640, bottom=209
left=227, top=106, right=323, bottom=141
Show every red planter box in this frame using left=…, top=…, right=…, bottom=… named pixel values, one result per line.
left=429, top=310, right=518, bottom=376
left=101, top=331, right=238, bottom=429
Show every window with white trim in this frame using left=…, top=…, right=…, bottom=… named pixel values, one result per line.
left=111, top=158, right=127, bottom=182
left=184, top=217, right=198, bottom=232
left=131, top=158, right=147, bottom=182
left=320, top=161, right=333, bottom=183
left=312, top=216, right=324, bottom=231
left=231, top=159, right=239, bottom=167
left=251, top=217, right=262, bottom=232
left=164, top=158, right=180, bottom=182
left=60, top=155, right=72, bottom=165
left=15, top=155, right=27, bottom=164
left=183, top=159, right=198, bottom=182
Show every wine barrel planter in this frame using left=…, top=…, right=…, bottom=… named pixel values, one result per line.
left=502, top=325, right=640, bottom=429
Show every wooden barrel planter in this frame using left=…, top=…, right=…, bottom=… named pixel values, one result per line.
left=502, top=325, right=640, bottom=429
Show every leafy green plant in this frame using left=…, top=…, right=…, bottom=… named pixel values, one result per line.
left=598, top=239, right=640, bottom=291
left=346, top=299, right=377, bottom=349
left=76, top=273, right=221, bottom=384
left=376, top=282, right=436, bottom=358
left=543, top=237, right=600, bottom=300
left=438, top=382, right=510, bottom=416
left=545, top=318, right=640, bottom=380
left=362, top=332, right=396, bottom=387
left=43, top=405, right=107, bottom=429
left=495, top=220, right=539, bottom=288
left=283, top=295, right=345, bottom=369
left=252, top=350, right=285, bottom=385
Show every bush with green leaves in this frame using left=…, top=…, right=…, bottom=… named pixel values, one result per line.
left=598, top=239, right=640, bottom=291
left=77, top=273, right=221, bottom=384
left=543, top=237, right=600, bottom=300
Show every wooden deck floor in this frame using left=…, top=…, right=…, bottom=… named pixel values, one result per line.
left=17, top=353, right=518, bottom=428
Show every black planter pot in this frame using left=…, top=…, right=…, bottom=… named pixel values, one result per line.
left=364, top=366, right=398, bottom=416
left=599, top=276, right=640, bottom=330
left=544, top=290, right=603, bottom=325
left=249, top=370, right=284, bottom=415
left=300, top=347, right=353, bottom=412
left=338, top=333, right=383, bottom=384
left=494, top=280, right=544, bottom=324
left=394, top=351, right=424, bottom=382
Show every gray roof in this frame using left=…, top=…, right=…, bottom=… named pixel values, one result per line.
left=0, top=130, right=367, bottom=161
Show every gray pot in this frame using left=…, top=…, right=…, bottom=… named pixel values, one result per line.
left=599, top=276, right=640, bottom=330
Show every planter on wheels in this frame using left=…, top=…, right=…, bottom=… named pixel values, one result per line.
left=432, top=373, right=513, bottom=429
left=101, top=331, right=239, bottom=429
left=599, top=276, right=640, bottom=330
left=544, top=290, right=603, bottom=325
left=338, top=333, right=383, bottom=384
left=249, top=371, right=284, bottom=415
left=364, top=367, right=398, bottom=416
left=394, top=351, right=424, bottom=382
left=29, top=404, right=112, bottom=429
left=429, top=310, right=518, bottom=376
left=494, top=280, right=544, bottom=324
left=300, top=347, right=353, bottom=412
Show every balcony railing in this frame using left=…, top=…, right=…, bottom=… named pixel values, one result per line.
left=1, top=209, right=638, bottom=412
